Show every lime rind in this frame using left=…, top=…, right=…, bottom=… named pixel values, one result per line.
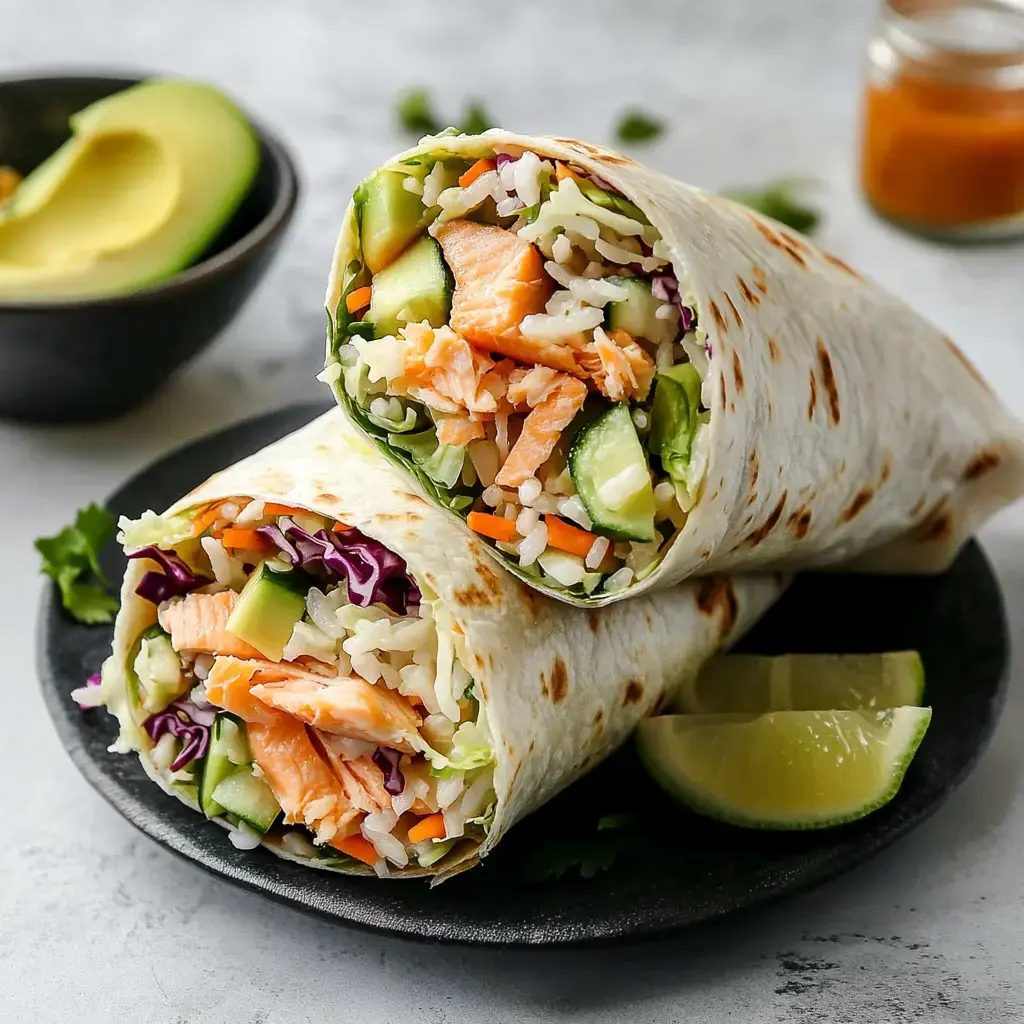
left=637, top=707, right=932, bottom=830
left=678, top=651, right=925, bottom=715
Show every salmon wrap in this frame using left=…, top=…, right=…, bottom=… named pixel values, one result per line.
left=86, top=410, right=783, bottom=880
left=323, top=129, right=1024, bottom=607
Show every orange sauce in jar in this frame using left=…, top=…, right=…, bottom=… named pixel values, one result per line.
left=860, top=0, right=1024, bottom=239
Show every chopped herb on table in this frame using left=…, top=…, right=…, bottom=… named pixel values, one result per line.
left=721, top=179, right=823, bottom=234
left=396, top=89, right=495, bottom=138
left=614, top=110, right=665, bottom=145
left=35, top=502, right=118, bottom=624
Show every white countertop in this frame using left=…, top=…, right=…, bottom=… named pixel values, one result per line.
left=2, top=1, right=1023, bottom=1020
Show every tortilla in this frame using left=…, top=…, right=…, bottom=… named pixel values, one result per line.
left=96, top=410, right=783, bottom=880
left=324, top=130, right=1024, bottom=606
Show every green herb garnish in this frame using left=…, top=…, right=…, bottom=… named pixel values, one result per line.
left=36, top=503, right=118, bottom=624
left=396, top=89, right=442, bottom=136
left=396, top=89, right=494, bottom=138
left=614, top=110, right=665, bottom=145
left=721, top=179, right=823, bottom=234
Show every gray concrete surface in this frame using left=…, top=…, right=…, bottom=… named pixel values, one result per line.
left=2, top=1, right=1022, bottom=1020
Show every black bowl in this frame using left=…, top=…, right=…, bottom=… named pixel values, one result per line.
left=0, top=73, right=300, bottom=422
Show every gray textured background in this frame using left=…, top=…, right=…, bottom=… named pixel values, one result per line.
left=2, top=1, right=1023, bottom=1021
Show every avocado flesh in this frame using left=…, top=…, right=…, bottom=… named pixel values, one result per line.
left=357, top=168, right=434, bottom=275
left=0, top=79, right=259, bottom=300
left=225, top=563, right=306, bottom=663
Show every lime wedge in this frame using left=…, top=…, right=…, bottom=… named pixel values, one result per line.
left=677, top=651, right=925, bottom=715
left=637, top=707, right=932, bottom=830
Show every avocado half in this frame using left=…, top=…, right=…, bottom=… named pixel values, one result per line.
left=0, top=79, right=260, bottom=301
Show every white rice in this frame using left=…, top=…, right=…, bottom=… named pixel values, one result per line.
left=632, top=409, right=649, bottom=430
left=421, top=161, right=453, bottom=208
left=201, top=536, right=244, bottom=588
left=518, top=522, right=548, bottom=567
left=481, top=485, right=503, bottom=507
left=585, top=536, right=611, bottom=569
left=551, top=233, right=573, bottom=265
left=228, top=822, right=264, bottom=851
left=556, top=496, right=592, bottom=530
left=512, top=150, right=550, bottom=208
left=531, top=492, right=561, bottom=515
left=516, top=506, right=540, bottom=537
left=403, top=174, right=424, bottom=196
left=436, top=169, right=499, bottom=221
left=518, top=477, right=542, bottom=505
left=520, top=304, right=605, bottom=343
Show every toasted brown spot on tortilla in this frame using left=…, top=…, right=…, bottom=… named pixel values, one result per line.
left=767, top=336, right=780, bottom=363
left=737, top=274, right=759, bottom=307
left=816, top=339, right=841, bottom=425
left=253, top=469, right=293, bottom=494
left=838, top=459, right=846, bottom=475
left=880, top=455, right=892, bottom=484
left=725, top=293, right=744, bottom=330
left=697, top=545, right=712, bottom=560
left=732, top=350, right=745, bottom=393
left=586, top=611, right=600, bottom=633
left=840, top=487, right=875, bottom=523
left=708, top=299, right=727, bottom=334
left=547, top=658, right=569, bottom=704
left=752, top=266, right=768, bottom=294
left=453, top=583, right=493, bottom=608
left=744, top=491, right=788, bottom=547
left=622, top=679, right=644, bottom=706
left=915, top=499, right=953, bottom=542
left=749, top=450, right=760, bottom=488
left=730, top=401, right=736, bottom=413
left=943, top=336, right=992, bottom=392
left=750, top=215, right=782, bottom=247
left=780, top=229, right=810, bottom=255
left=376, top=511, right=422, bottom=523
left=520, top=586, right=544, bottom=622
left=909, top=495, right=928, bottom=518
left=822, top=251, right=863, bottom=280
left=747, top=490, right=758, bottom=506
left=592, top=708, right=605, bottom=735
left=313, top=493, right=342, bottom=506
left=719, top=371, right=727, bottom=411
left=787, top=504, right=811, bottom=538
left=474, top=558, right=503, bottom=597
left=528, top=739, right=536, bottom=754
left=964, top=448, right=1003, bottom=481
left=695, top=576, right=739, bottom=638
left=749, top=214, right=807, bottom=266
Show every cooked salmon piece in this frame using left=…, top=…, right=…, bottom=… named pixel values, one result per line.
left=246, top=717, right=363, bottom=844
left=158, top=591, right=262, bottom=660
left=494, top=374, right=588, bottom=487
left=578, top=327, right=656, bottom=403
left=251, top=674, right=423, bottom=753
left=436, top=412, right=486, bottom=447
left=204, top=656, right=289, bottom=725
left=506, top=365, right=562, bottom=410
left=433, top=220, right=569, bottom=369
left=315, top=734, right=391, bottom=812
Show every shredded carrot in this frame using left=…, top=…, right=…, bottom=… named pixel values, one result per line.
left=555, top=161, right=579, bottom=183
left=346, top=286, right=372, bottom=314
left=407, top=813, right=447, bottom=844
left=544, top=515, right=598, bottom=559
left=190, top=504, right=223, bottom=537
left=263, top=503, right=311, bottom=518
left=219, top=527, right=271, bottom=551
left=467, top=511, right=517, bottom=543
left=459, top=157, right=497, bottom=188
left=331, top=834, right=379, bottom=866
left=332, top=520, right=352, bottom=533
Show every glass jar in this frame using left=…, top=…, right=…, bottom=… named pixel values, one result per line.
left=860, top=0, right=1024, bottom=241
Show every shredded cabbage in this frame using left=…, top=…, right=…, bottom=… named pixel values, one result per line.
left=117, top=510, right=193, bottom=551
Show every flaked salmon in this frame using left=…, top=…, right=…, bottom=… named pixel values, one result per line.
left=246, top=717, right=362, bottom=844
left=158, top=591, right=262, bottom=660
left=433, top=220, right=570, bottom=370
left=204, top=656, right=290, bottom=725
left=495, top=374, right=588, bottom=487
left=436, top=413, right=486, bottom=447
left=506, top=365, right=562, bottom=410
left=316, top=734, right=390, bottom=812
left=578, top=327, right=656, bottom=403
left=251, top=674, right=423, bottom=753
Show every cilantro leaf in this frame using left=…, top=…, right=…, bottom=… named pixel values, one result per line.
left=396, top=89, right=442, bottom=136
left=614, top=110, right=665, bottom=145
left=721, top=180, right=823, bottom=235
left=458, top=101, right=491, bottom=136
left=36, top=502, right=118, bottom=625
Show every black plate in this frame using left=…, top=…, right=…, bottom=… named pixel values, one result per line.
left=38, top=402, right=1010, bottom=947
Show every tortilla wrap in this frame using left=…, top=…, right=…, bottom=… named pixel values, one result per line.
left=324, top=130, right=1024, bottom=606
left=96, top=410, right=783, bottom=880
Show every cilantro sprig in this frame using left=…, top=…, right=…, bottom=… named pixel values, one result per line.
left=36, top=503, right=118, bottom=624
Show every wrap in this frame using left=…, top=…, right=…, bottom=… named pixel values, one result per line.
left=324, top=130, right=1024, bottom=607
left=90, top=410, right=782, bottom=880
